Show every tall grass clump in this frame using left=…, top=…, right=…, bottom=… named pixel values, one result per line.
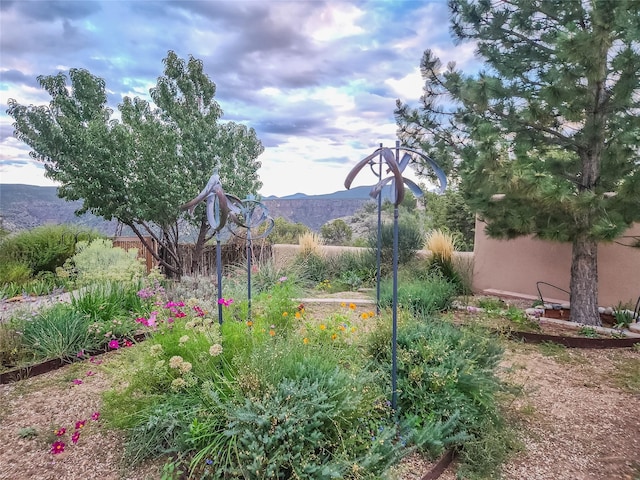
left=425, top=229, right=466, bottom=293
left=378, top=275, right=458, bottom=315
left=293, top=232, right=329, bottom=285
left=20, top=304, right=96, bottom=361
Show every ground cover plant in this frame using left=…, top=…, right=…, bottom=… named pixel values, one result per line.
left=92, top=267, right=512, bottom=479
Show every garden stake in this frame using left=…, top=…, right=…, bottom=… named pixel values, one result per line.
left=345, top=140, right=447, bottom=412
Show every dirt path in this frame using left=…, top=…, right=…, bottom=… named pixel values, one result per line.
left=1, top=306, right=639, bottom=479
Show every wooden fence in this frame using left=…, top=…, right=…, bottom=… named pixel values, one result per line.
left=111, top=236, right=272, bottom=276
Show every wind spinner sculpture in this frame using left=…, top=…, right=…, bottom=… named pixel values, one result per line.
left=344, top=141, right=447, bottom=411
left=225, top=194, right=275, bottom=321
left=180, top=169, right=231, bottom=325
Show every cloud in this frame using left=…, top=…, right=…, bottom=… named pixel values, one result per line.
left=0, top=0, right=475, bottom=197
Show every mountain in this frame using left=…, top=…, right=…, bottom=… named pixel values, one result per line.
left=0, top=184, right=384, bottom=234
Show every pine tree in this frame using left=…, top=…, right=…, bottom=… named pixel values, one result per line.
left=396, top=0, right=640, bottom=325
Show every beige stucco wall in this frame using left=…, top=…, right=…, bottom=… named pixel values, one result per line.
left=472, top=218, right=640, bottom=307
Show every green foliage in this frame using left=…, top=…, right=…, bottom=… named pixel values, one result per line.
left=396, top=0, right=640, bottom=325
left=294, top=251, right=329, bottom=285
left=367, top=220, right=424, bottom=272
left=0, top=262, right=32, bottom=285
left=365, top=317, right=508, bottom=475
left=67, top=238, right=145, bottom=284
left=324, top=250, right=377, bottom=291
left=20, top=304, right=96, bottom=361
left=378, top=275, right=458, bottom=316
left=423, top=189, right=475, bottom=251
left=268, top=217, right=310, bottom=244
left=7, top=51, right=264, bottom=277
left=0, top=225, right=101, bottom=281
left=320, top=219, right=353, bottom=246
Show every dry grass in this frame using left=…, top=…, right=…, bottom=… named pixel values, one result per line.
left=298, top=231, right=323, bottom=256
left=425, top=229, right=456, bottom=262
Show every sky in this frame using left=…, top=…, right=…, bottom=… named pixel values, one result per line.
left=0, top=0, right=480, bottom=197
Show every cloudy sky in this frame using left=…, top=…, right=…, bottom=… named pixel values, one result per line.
left=0, top=0, right=479, bottom=197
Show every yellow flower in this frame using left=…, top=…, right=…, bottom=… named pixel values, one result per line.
left=338, top=325, right=346, bottom=331
left=349, top=303, right=356, bottom=310
left=360, top=312, right=369, bottom=319
left=341, top=302, right=346, bottom=308
left=319, top=324, right=326, bottom=331
left=282, top=311, right=289, bottom=317
left=351, top=327, right=357, bottom=333
left=295, top=311, right=301, bottom=319
left=303, top=337, right=309, bottom=345
left=269, top=329, right=276, bottom=337
left=331, top=333, right=338, bottom=340
left=246, top=320, right=253, bottom=327
left=369, top=311, right=375, bottom=317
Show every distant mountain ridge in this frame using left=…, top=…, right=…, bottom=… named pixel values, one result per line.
left=0, top=184, right=383, bottom=234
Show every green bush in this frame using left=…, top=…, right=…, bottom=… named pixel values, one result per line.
left=67, top=238, right=145, bottom=284
left=378, top=275, right=457, bottom=315
left=367, top=220, right=423, bottom=272
left=0, top=225, right=101, bottom=280
left=365, top=316, right=509, bottom=476
left=20, top=304, right=96, bottom=361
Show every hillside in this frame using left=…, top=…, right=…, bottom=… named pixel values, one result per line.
left=0, top=184, right=380, bottom=234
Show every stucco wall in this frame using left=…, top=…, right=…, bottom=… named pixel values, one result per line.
left=472, top=218, right=640, bottom=307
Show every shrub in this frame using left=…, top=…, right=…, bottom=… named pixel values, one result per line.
left=67, top=238, right=145, bottom=284
left=0, top=225, right=101, bottom=279
left=365, top=316, right=509, bottom=475
left=367, top=220, right=423, bottom=272
left=378, top=275, right=457, bottom=315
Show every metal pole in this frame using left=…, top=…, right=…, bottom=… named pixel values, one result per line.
left=392, top=204, right=399, bottom=412
left=216, top=235, right=223, bottom=325
left=376, top=143, right=383, bottom=315
left=247, top=229, right=252, bottom=322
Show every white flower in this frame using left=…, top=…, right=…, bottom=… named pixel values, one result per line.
left=179, top=335, right=190, bottom=345
left=150, top=344, right=164, bottom=357
left=179, top=361, right=192, bottom=374
left=209, top=344, right=223, bottom=357
left=171, top=378, right=186, bottom=391
left=169, top=355, right=184, bottom=369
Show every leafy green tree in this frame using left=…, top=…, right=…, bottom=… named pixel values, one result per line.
left=396, top=0, right=640, bottom=325
left=7, top=51, right=263, bottom=277
left=423, top=189, right=475, bottom=251
left=320, top=219, right=353, bottom=246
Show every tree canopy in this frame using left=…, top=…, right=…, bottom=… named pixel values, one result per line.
left=396, top=0, right=640, bottom=325
left=7, top=51, right=264, bottom=276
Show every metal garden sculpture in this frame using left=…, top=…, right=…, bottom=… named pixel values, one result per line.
left=226, top=194, right=275, bottom=321
left=344, top=141, right=447, bottom=412
left=180, top=169, right=231, bottom=324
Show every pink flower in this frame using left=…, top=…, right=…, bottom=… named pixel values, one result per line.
left=91, top=411, right=100, bottom=421
left=72, top=379, right=83, bottom=385
left=51, top=440, right=65, bottom=454
left=89, top=356, right=103, bottom=365
left=71, top=431, right=80, bottom=444
left=75, top=420, right=86, bottom=430
left=217, top=298, right=234, bottom=307
left=175, top=310, right=186, bottom=318
left=108, top=339, right=119, bottom=349
left=86, top=371, right=96, bottom=376
left=146, top=311, right=158, bottom=327
left=76, top=350, right=85, bottom=358
left=124, top=339, right=133, bottom=347
left=54, top=427, right=66, bottom=437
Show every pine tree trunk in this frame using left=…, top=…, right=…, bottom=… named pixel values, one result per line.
left=569, top=232, right=600, bottom=326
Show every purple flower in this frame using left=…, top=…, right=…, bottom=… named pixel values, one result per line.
left=108, top=339, right=119, bottom=349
